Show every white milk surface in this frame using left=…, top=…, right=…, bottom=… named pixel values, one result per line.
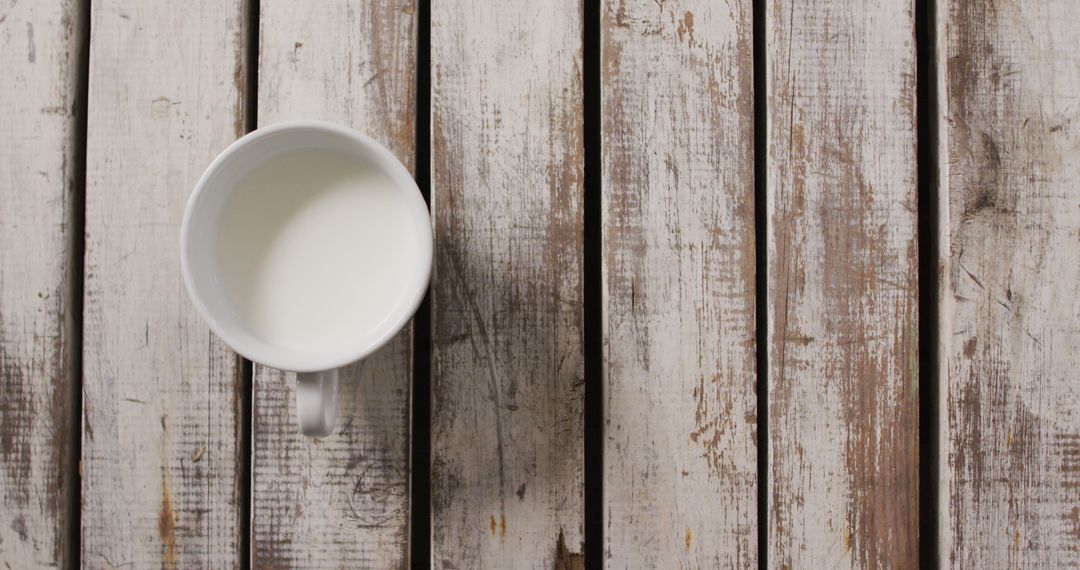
left=216, top=150, right=419, bottom=351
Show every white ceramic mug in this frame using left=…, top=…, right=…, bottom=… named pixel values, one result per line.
left=180, top=121, right=432, bottom=437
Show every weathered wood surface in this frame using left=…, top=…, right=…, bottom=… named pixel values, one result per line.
left=939, top=1, right=1080, bottom=566
left=601, top=0, right=757, bottom=566
left=767, top=0, right=920, bottom=566
left=81, top=1, right=248, bottom=567
left=0, top=1, right=81, bottom=567
left=251, top=1, right=416, bottom=567
left=6, top=0, right=1080, bottom=566
left=430, top=0, right=585, bottom=566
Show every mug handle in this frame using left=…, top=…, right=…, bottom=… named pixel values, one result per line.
left=296, top=369, right=339, bottom=437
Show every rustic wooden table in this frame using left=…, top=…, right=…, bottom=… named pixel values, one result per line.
left=3, top=0, right=1079, bottom=568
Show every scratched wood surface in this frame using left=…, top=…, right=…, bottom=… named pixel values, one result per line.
left=767, top=0, right=920, bottom=566
left=430, top=0, right=585, bottom=566
left=9, top=1, right=1080, bottom=567
left=939, top=1, right=1080, bottom=566
left=81, top=1, right=248, bottom=567
left=251, top=1, right=415, bottom=567
left=0, top=1, right=81, bottom=567
left=601, top=0, right=757, bottom=567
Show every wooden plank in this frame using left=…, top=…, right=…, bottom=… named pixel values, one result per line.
left=81, top=1, right=248, bottom=567
left=601, top=0, right=757, bottom=566
left=251, top=1, right=415, bottom=567
left=939, top=2, right=1080, bottom=566
left=767, top=0, right=919, bottom=566
left=0, top=1, right=81, bottom=567
left=430, top=0, right=584, bottom=566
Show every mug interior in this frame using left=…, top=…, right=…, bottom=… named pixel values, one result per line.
left=181, top=122, right=432, bottom=372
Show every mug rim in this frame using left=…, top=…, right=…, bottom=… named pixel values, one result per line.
left=180, top=120, right=432, bottom=373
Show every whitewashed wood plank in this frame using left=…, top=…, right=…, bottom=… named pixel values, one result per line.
left=939, top=1, right=1080, bottom=566
left=430, top=0, right=585, bottom=566
left=601, top=0, right=757, bottom=566
left=252, top=1, right=415, bottom=567
left=82, top=1, right=248, bottom=567
left=767, top=0, right=920, bottom=566
left=0, top=1, right=81, bottom=567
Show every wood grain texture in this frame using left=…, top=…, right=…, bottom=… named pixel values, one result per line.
left=939, top=1, right=1080, bottom=566
left=82, top=1, right=248, bottom=567
left=0, top=1, right=81, bottom=567
left=767, top=0, right=919, bottom=566
left=252, top=1, right=415, bottom=567
left=601, top=0, right=757, bottom=567
left=430, top=0, right=584, bottom=566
